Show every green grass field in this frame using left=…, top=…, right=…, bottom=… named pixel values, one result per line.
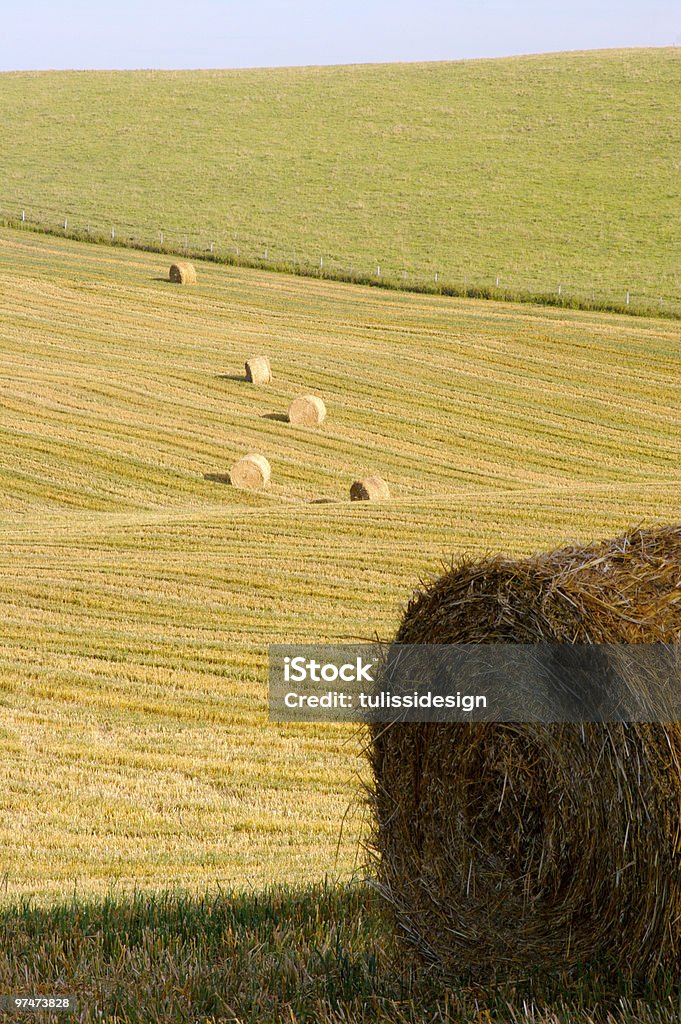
left=1, top=225, right=680, bottom=1019
left=1, top=48, right=679, bottom=312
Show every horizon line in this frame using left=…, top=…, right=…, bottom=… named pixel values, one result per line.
left=1, top=44, right=677, bottom=75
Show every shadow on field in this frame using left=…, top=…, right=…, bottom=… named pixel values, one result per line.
left=215, top=373, right=248, bottom=382
left=0, top=882, right=390, bottom=1023
left=204, top=472, right=232, bottom=485
left=0, top=881, right=675, bottom=1022
left=262, top=412, right=289, bottom=422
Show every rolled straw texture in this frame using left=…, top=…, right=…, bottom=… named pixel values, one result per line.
left=369, top=525, right=681, bottom=984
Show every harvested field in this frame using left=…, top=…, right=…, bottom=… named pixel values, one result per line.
left=0, top=227, right=679, bottom=901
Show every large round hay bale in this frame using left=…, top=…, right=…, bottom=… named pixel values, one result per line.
left=370, top=525, right=681, bottom=985
left=229, top=454, right=271, bottom=490
left=288, top=395, right=326, bottom=426
left=169, top=261, right=197, bottom=284
left=245, top=356, right=272, bottom=384
left=350, top=475, right=390, bottom=501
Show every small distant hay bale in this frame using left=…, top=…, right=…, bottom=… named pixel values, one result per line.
left=288, top=395, right=327, bottom=426
left=230, top=454, right=271, bottom=490
left=168, top=261, right=197, bottom=284
left=369, top=524, right=681, bottom=986
left=245, top=356, right=272, bottom=384
left=350, top=475, right=390, bottom=501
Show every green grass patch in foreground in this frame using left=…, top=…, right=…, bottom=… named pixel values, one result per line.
left=1, top=882, right=680, bottom=1023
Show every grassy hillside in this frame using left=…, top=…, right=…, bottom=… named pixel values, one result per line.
left=0, top=48, right=679, bottom=312
left=0, top=227, right=680, bottom=903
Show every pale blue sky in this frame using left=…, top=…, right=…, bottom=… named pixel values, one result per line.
left=1, top=0, right=678, bottom=71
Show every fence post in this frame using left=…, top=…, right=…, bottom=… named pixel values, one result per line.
left=160, top=231, right=164, bottom=245
left=64, top=217, right=68, bottom=230
left=111, top=226, right=115, bottom=240
left=434, top=272, right=438, bottom=283
left=320, top=256, right=324, bottom=269
left=210, top=242, right=214, bottom=254
left=21, top=210, right=25, bottom=222
left=377, top=265, right=380, bottom=277
left=558, top=283, right=562, bottom=296
left=626, top=290, right=630, bottom=306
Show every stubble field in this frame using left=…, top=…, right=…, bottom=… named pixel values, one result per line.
left=0, top=227, right=679, bottom=909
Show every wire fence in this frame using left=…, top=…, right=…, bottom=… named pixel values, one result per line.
left=1, top=199, right=678, bottom=320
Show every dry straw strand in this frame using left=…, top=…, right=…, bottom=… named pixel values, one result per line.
left=369, top=524, right=681, bottom=986
left=168, top=261, right=197, bottom=284
left=245, top=356, right=272, bottom=384
left=350, top=475, right=390, bottom=501
left=288, top=395, right=327, bottom=426
left=229, top=454, right=271, bottom=490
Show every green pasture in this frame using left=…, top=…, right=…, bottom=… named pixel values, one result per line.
left=0, top=48, right=679, bottom=311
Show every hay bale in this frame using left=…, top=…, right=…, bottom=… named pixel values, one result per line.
left=168, top=261, right=197, bottom=284
left=350, top=475, right=390, bottom=501
left=370, top=525, right=681, bottom=985
left=288, top=395, right=326, bottom=426
left=229, top=454, right=271, bottom=490
left=245, top=356, right=272, bottom=384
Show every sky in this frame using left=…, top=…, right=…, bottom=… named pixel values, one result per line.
left=0, top=0, right=678, bottom=71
